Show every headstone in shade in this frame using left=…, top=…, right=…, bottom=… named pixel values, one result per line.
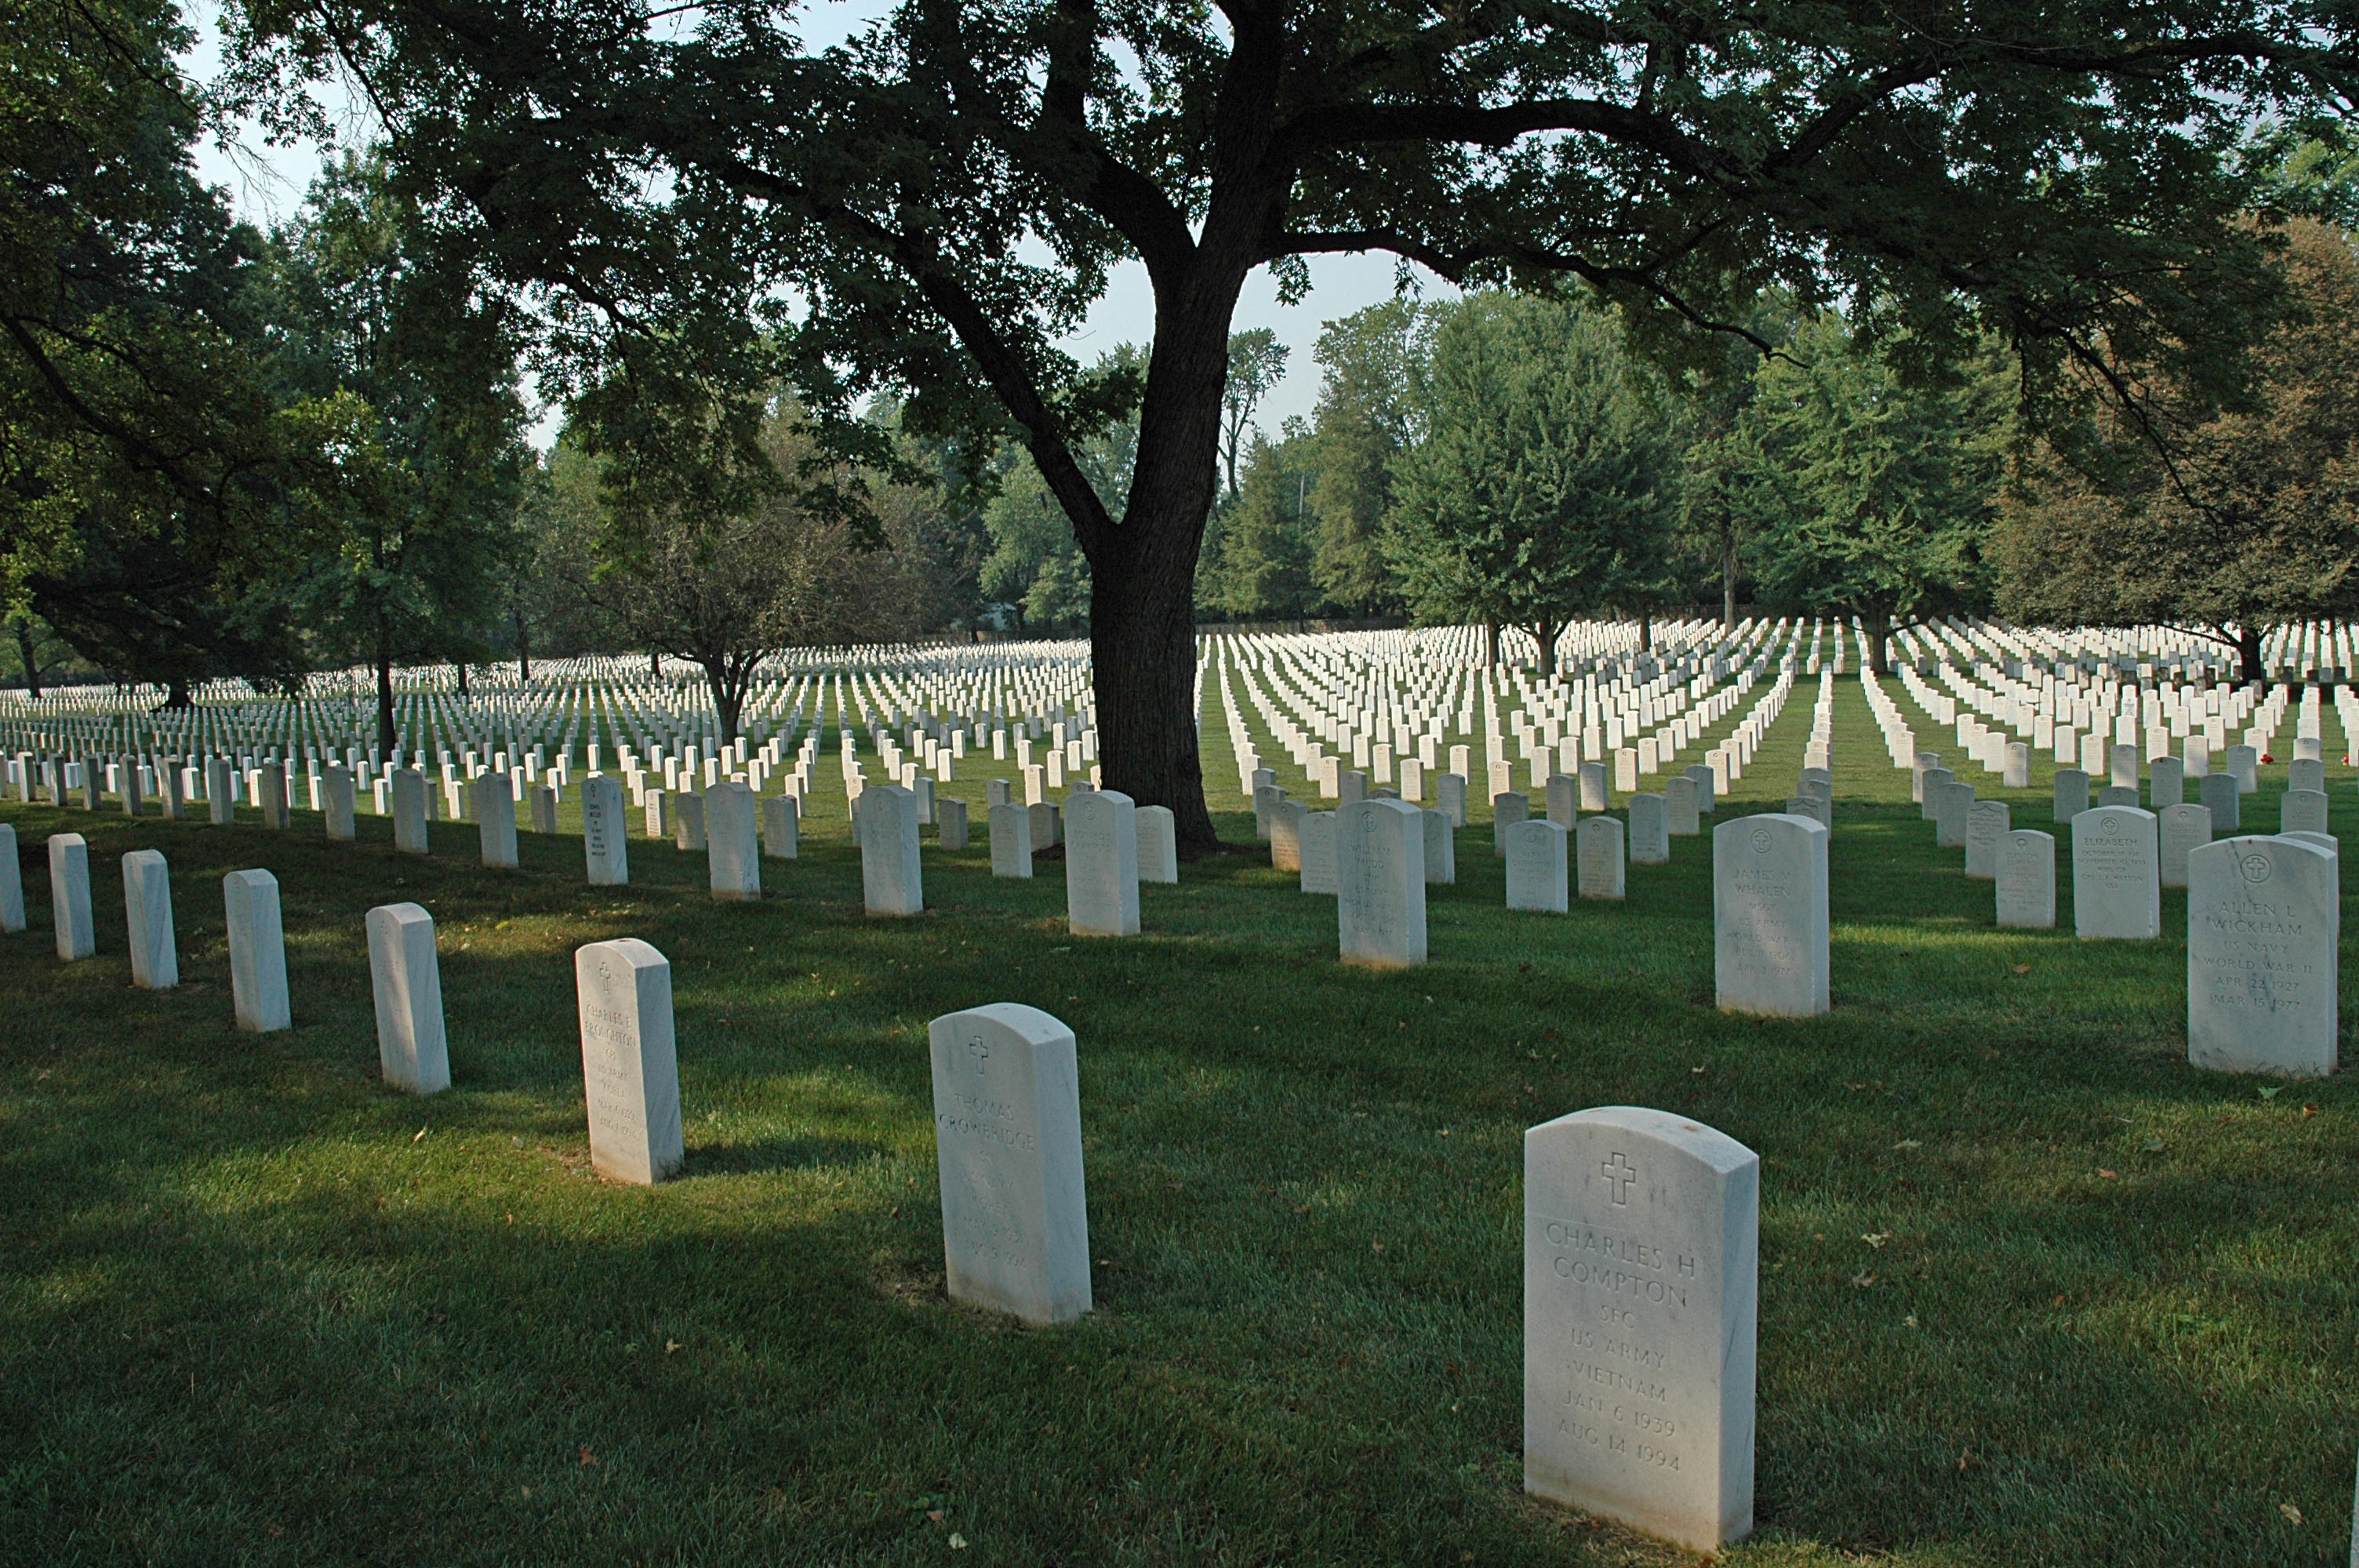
left=1917, top=768, right=1954, bottom=821
left=2110, top=743, right=2140, bottom=790
left=392, top=769, right=430, bottom=855
left=2199, top=771, right=2241, bottom=831
left=323, top=764, right=356, bottom=840
left=1546, top=774, right=1576, bottom=826
left=1027, top=800, right=1060, bottom=851
left=1493, top=791, right=1531, bottom=856
left=1577, top=815, right=1626, bottom=900
left=1524, top=1105, right=1758, bottom=1554
left=0, top=823, right=22, bottom=934
left=938, top=797, right=970, bottom=851
left=1665, top=778, right=1700, bottom=837
left=2186, top=836, right=2337, bottom=1076
left=2096, top=785, right=2141, bottom=808
left=1995, top=829, right=2055, bottom=928
left=2185, top=735, right=2212, bottom=777
left=1422, top=808, right=1456, bottom=884
left=49, top=833, right=93, bottom=960
left=1135, top=804, right=1177, bottom=884
left=643, top=789, right=672, bottom=841
left=1965, top=800, right=2010, bottom=880
left=1933, top=780, right=1974, bottom=848
left=1505, top=818, right=1570, bottom=913
left=207, top=758, right=234, bottom=824
left=475, top=775, right=518, bottom=869
left=529, top=785, right=558, bottom=833
left=2226, top=744, right=2259, bottom=793
left=674, top=789, right=707, bottom=851
left=859, top=784, right=923, bottom=916
left=1299, top=811, right=1339, bottom=895
left=2150, top=756, right=2184, bottom=808
left=573, top=938, right=685, bottom=1184
left=1338, top=797, right=1426, bottom=967
left=2159, top=802, right=2212, bottom=889
left=367, top=902, right=449, bottom=1094
left=223, top=869, right=291, bottom=1032
left=2283, top=788, right=2330, bottom=837
left=2053, top=768, right=2090, bottom=823
left=256, top=765, right=288, bottom=829
left=1438, top=772, right=1467, bottom=827
left=582, top=774, right=630, bottom=884
left=2289, top=757, right=2324, bottom=794
left=928, top=1003, right=1091, bottom=1326
left=752, top=790, right=801, bottom=861
left=1628, top=793, right=1670, bottom=865
left=988, top=801, right=1032, bottom=877
left=1713, top=814, right=1830, bottom=1017
left=121, top=848, right=176, bottom=989
left=1685, top=764, right=1717, bottom=815
left=706, top=781, right=761, bottom=901
left=1064, top=789, right=1140, bottom=937
left=2070, top=806, right=2160, bottom=940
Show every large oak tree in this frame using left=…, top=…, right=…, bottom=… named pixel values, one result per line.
left=225, top=0, right=2353, bottom=845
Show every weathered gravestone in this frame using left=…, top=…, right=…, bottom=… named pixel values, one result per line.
left=2289, top=757, right=2325, bottom=794
left=2003, top=742, right=2032, bottom=789
left=706, top=782, right=761, bottom=901
left=1685, top=764, right=1717, bottom=815
left=1783, top=795, right=1831, bottom=829
left=1995, top=829, right=2055, bottom=929
left=1338, top=797, right=1426, bottom=967
left=1505, top=818, right=1570, bottom=913
left=1299, top=811, right=1339, bottom=895
left=1494, top=792, right=1532, bottom=856
left=2159, top=802, right=2213, bottom=889
left=2186, top=836, right=2338, bottom=1076
left=0, top=823, right=22, bottom=934
left=206, top=758, right=234, bottom=825
left=1965, top=800, right=2011, bottom=880
left=256, top=766, right=288, bottom=829
left=323, top=764, right=357, bottom=840
left=1713, top=815, right=1829, bottom=1017
left=2071, top=807, right=2161, bottom=940
left=475, top=775, right=519, bottom=869
left=529, top=786, right=558, bottom=834
left=1579, top=761, right=1609, bottom=812
left=989, top=801, right=1033, bottom=877
left=1524, top=1105, right=1758, bottom=1554
left=1028, top=800, right=1061, bottom=851
left=928, top=1003, right=1091, bottom=1326
left=573, top=938, right=685, bottom=1184
left=368, top=902, right=449, bottom=1095
left=2284, top=789, right=2330, bottom=837
left=1438, top=771, right=1468, bottom=828
left=1422, top=808, right=1456, bottom=885
left=1065, top=789, right=1140, bottom=937
left=2053, top=768, right=2090, bottom=823
left=2111, top=743, right=2141, bottom=791
left=122, top=849, right=176, bottom=989
left=1933, top=781, right=1974, bottom=848
left=2097, top=785, right=2141, bottom=808
left=1267, top=800, right=1306, bottom=873
left=47, top=832, right=96, bottom=960
left=224, top=869, right=291, bottom=1032
left=2150, top=756, right=2184, bottom=809
left=859, top=784, right=924, bottom=916
left=392, top=769, right=431, bottom=855
left=582, top=774, right=630, bottom=885
left=1577, top=815, right=1626, bottom=901
left=1628, top=794, right=1670, bottom=866
left=939, top=797, right=971, bottom=853
left=2226, top=744, right=2260, bottom=793
left=674, top=790, right=707, bottom=851
left=1136, top=805, right=1178, bottom=884
left=2199, top=772, right=2241, bottom=831
left=1547, top=774, right=1577, bottom=827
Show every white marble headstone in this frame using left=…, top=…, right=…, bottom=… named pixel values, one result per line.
left=323, top=764, right=356, bottom=840
left=1995, top=829, right=2055, bottom=929
left=929, top=1003, right=1092, bottom=1326
left=1965, top=800, right=2010, bottom=880
left=761, top=792, right=801, bottom=858
left=582, top=773, right=630, bottom=884
left=1577, top=815, right=1625, bottom=900
left=122, top=848, right=176, bottom=989
left=0, top=823, right=22, bottom=934
left=2158, top=801, right=2212, bottom=889
left=368, top=902, right=449, bottom=1094
left=573, top=937, right=685, bottom=1184
left=1338, top=797, right=1426, bottom=966
left=1525, top=1105, right=1757, bottom=1554
left=859, top=784, right=924, bottom=916
left=2186, top=836, right=2338, bottom=1076
left=48, top=833, right=94, bottom=960
left=1505, top=818, right=1570, bottom=913
left=2070, top=806, right=2160, bottom=940
left=224, top=869, right=291, bottom=1032
left=1713, top=815, right=1830, bottom=1017
left=1299, top=811, right=1339, bottom=895
left=392, top=769, right=430, bottom=855
left=1422, top=808, right=1456, bottom=885
left=988, top=800, right=1033, bottom=877
left=1064, top=789, right=1140, bottom=937
left=1628, top=794, right=1669, bottom=866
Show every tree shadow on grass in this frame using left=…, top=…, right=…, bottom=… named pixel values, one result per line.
left=681, top=1135, right=892, bottom=1178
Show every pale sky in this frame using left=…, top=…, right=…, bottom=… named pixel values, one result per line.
left=179, top=0, right=1448, bottom=445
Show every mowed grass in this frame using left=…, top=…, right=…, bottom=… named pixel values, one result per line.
left=2, top=675, right=2357, bottom=1566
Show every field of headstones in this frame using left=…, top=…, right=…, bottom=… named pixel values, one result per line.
left=1, top=616, right=2354, bottom=1566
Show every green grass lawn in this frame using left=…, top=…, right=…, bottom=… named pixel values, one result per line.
left=3, top=673, right=2356, bottom=1566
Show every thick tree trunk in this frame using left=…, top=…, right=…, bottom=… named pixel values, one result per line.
left=456, top=662, right=470, bottom=696
left=701, top=655, right=746, bottom=748
left=514, top=604, right=531, bottom=683
left=1863, top=608, right=1892, bottom=677
left=1640, top=612, right=1653, bottom=652
left=161, top=675, right=191, bottom=710
left=649, top=650, right=662, bottom=677
left=15, top=620, right=42, bottom=699
left=2234, top=623, right=2266, bottom=687
left=1531, top=618, right=1558, bottom=677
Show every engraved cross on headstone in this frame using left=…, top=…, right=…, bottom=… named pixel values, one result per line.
left=967, top=1036, right=990, bottom=1073
left=1601, top=1150, right=1637, bottom=1206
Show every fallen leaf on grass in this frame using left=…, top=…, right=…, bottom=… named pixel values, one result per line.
left=2052, top=1294, right=2067, bottom=1308
left=948, top=1533, right=969, bottom=1549
left=665, top=1341, right=679, bottom=1355
left=578, top=1446, right=598, bottom=1467
left=411, top=1128, right=428, bottom=1143
left=2304, top=1105, right=2319, bottom=1118
left=1851, top=1272, right=1878, bottom=1288
left=1892, top=1139, right=1921, bottom=1150
left=2142, top=1137, right=2164, bottom=1152
left=927, top=1510, right=945, bottom=1523
left=2010, top=964, right=2031, bottom=975
left=1860, top=1232, right=1890, bottom=1250
left=2259, top=1086, right=2283, bottom=1101
left=2281, top=1503, right=2304, bottom=1525
left=2097, top=1169, right=2119, bottom=1179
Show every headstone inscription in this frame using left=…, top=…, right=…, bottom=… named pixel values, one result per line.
left=706, top=781, right=761, bottom=901
left=1965, top=800, right=2010, bottom=880
left=1628, top=794, right=1669, bottom=865
left=1299, top=811, right=1340, bottom=895
left=928, top=1003, right=1091, bottom=1327
left=2071, top=807, right=2161, bottom=940
left=368, top=902, right=451, bottom=1095
left=1995, top=829, right=2055, bottom=929
left=583, top=774, right=630, bottom=885
left=1504, top=818, right=1570, bottom=914
left=989, top=801, right=1033, bottom=877
left=859, top=784, right=924, bottom=916
left=1577, top=815, right=1626, bottom=901
left=1524, top=1105, right=1758, bottom=1554
left=2158, top=802, right=2212, bottom=889
left=1064, top=789, right=1141, bottom=938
